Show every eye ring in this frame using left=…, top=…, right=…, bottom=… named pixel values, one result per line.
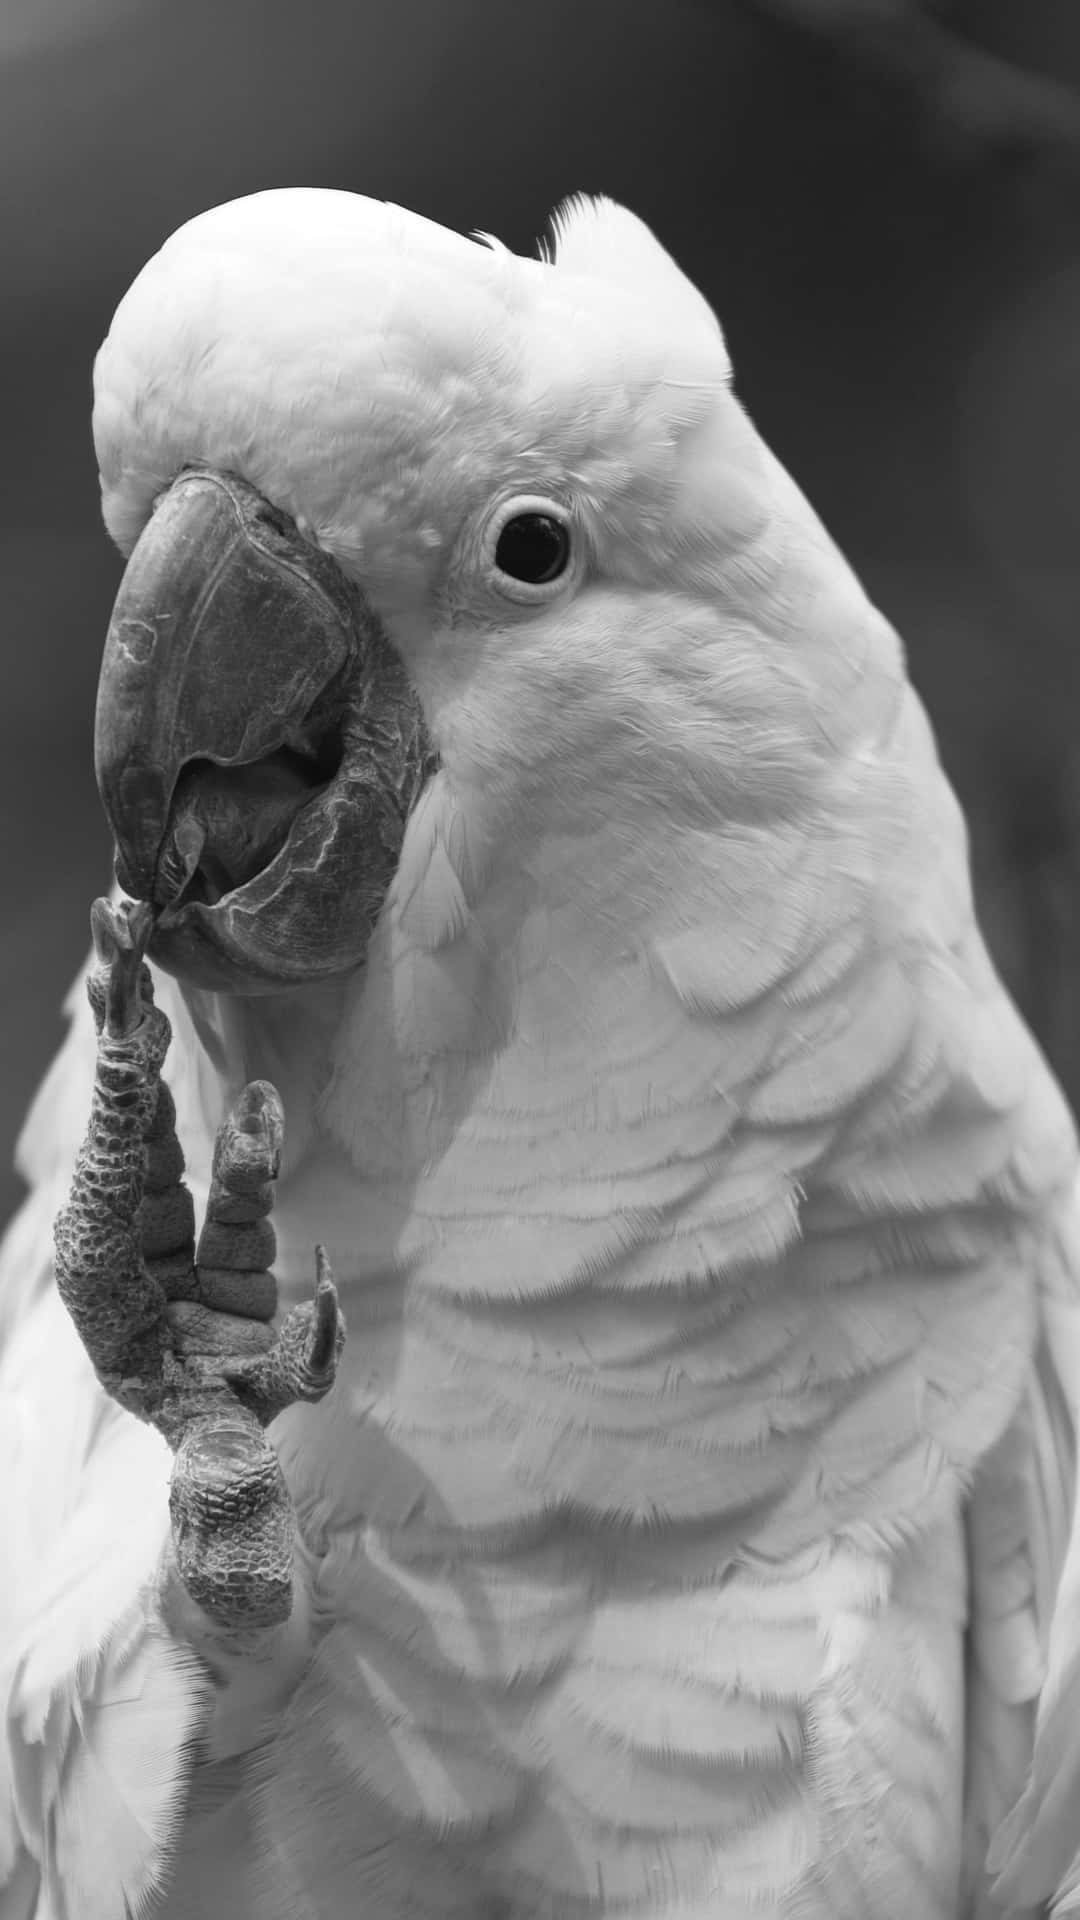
left=483, top=496, right=576, bottom=603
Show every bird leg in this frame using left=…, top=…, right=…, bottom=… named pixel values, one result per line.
left=53, top=895, right=346, bottom=1631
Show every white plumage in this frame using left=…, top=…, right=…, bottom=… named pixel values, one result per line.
left=2, top=187, right=1079, bottom=1917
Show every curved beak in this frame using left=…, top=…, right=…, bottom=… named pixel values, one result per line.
left=94, top=467, right=435, bottom=993
left=95, top=466, right=360, bottom=905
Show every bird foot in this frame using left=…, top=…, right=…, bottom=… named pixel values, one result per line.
left=54, top=896, right=346, bottom=1630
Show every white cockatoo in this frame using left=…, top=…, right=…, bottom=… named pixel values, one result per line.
left=2, top=188, right=1079, bottom=1920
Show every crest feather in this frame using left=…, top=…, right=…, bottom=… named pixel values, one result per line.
left=543, top=194, right=726, bottom=359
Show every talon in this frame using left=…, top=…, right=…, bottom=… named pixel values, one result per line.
left=89, top=895, right=156, bottom=1038
left=309, top=1246, right=341, bottom=1381
left=221, top=1245, right=346, bottom=1427
left=89, top=894, right=122, bottom=968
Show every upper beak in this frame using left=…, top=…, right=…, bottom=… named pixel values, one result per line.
left=95, top=466, right=360, bottom=905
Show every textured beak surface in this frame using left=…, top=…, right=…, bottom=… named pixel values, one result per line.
left=95, top=467, right=435, bottom=992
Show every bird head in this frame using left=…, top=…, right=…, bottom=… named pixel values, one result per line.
left=93, top=189, right=893, bottom=996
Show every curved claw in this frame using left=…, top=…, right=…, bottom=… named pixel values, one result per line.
left=89, top=895, right=156, bottom=1039
left=221, top=1246, right=346, bottom=1426
left=308, top=1246, right=341, bottom=1381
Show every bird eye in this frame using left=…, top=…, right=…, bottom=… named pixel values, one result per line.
left=493, top=512, right=571, bottom=586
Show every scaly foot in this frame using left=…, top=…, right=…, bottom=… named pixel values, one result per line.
left=53, top=896, right=346, bottom=1630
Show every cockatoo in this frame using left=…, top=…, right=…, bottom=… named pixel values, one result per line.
left=1, top=187, right=1079, bottom=1920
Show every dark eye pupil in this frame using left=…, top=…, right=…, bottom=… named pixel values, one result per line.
left=494, top=513, right=570, bottom=585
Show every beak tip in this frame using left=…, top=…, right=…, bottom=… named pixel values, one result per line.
left=97, top=759, right=171, bottom=901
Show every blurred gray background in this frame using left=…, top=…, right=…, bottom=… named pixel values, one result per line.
left=4, top=0, right=1080, bottom=1228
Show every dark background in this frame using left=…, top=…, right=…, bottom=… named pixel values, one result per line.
left=4, top=0, right=1080, bottom=1229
